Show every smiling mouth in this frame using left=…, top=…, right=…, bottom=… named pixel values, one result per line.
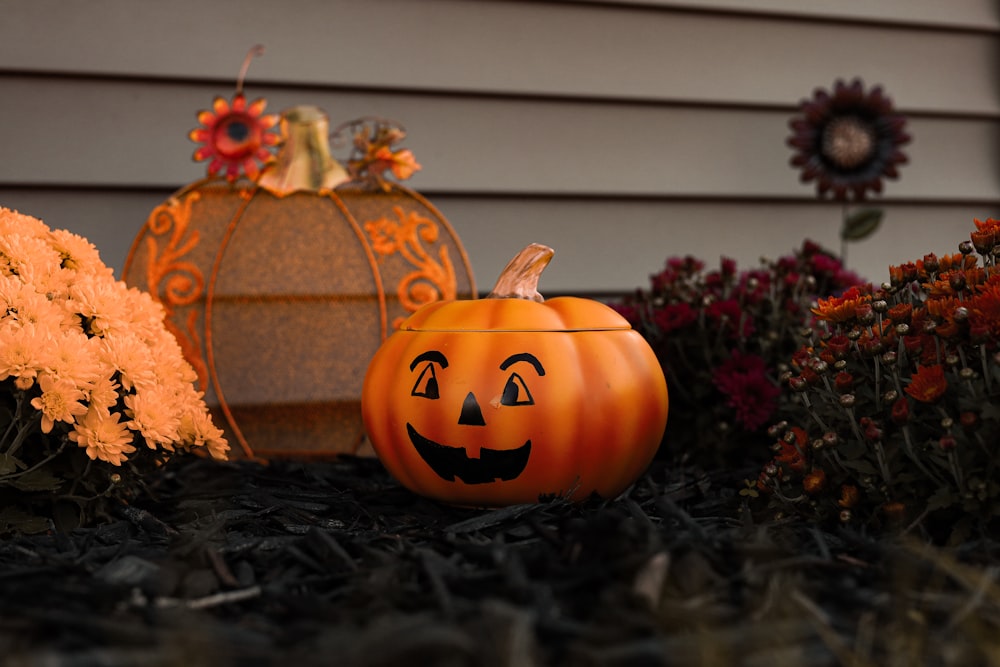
left=406, top=423, right=531, bottom=484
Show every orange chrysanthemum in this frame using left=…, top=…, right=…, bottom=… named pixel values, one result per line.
left=924, top=295, right=963, bottom=338
left=967, top=280, right=1000, bottom=338
left=189, top=93, right=280, bottom=182
left=935, top=253, right=979, bottom=275
left=974, top=217, right=1000, bottom=233
left=904, top=364, right=948, bottom=403
left=811, top=286, right=872, bottom=323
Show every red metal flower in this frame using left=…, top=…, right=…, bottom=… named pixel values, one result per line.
left=189, top=93, right=280, bottom=182
left=787, top=78, right=911, bottom=200
left=188, top=46, right=281, bottom=182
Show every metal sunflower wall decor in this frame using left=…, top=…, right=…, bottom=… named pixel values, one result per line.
left=123, top=46, right=476, bottom=460
left=787, top=78, right=911, bottom=260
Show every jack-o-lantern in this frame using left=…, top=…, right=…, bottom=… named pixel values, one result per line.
left=362, top=243, right=668, bottom=506
left=123, top=54, right=474, bottom=459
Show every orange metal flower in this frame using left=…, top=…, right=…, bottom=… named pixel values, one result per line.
left=189, top=93, right=280, bottom=182
left=335, top=117, right=422, bottom=190
left=371, top=146, right=422, bottom=181
left=904, top=364, right=947, bottom=403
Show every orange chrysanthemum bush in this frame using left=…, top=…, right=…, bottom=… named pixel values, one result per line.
left=613, top=240, right=862, bottom=468
left=755, top=218, right=1000, bottom=540
left=0, top=207, right=228, bottom=533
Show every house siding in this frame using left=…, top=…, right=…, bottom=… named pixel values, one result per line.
left=1, top=0, right=997, bottom=291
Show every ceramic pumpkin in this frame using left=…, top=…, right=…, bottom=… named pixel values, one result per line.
left=362, top=243, right=669, bottom=506
left=123, top=100, right=474, bottom=460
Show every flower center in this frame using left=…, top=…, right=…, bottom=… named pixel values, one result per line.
left=213, top=114, right=259, bottom=159
left=821, top=116, right=875, bottom=170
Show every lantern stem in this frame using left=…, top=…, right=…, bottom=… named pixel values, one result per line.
left=486, top=243, right=554, bottom=302
left=236, top=45, right=265, bottom=96
left=258, top=105, right=350, bottom=194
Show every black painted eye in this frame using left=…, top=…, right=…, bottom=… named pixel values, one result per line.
left=411, top=363, right=440, bottom=399
left=500, top=372, right=533, bottom=406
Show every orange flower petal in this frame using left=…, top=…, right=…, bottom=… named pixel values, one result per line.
left=211, top=96, right=231, bottom=115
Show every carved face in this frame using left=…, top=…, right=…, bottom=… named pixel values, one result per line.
left=405, top=349, right=544, bottom=485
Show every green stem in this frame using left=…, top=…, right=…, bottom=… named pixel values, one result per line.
left=0, top=437, right=68, bottom=483
left=4, top=412, right=41, bottom=459
left=840, top=202, right=849, bottom=265
left=0, top=392, right=26, bottom=451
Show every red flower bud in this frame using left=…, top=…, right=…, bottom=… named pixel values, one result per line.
left=860, top=417, right=882, bottom=442
left=887, top=303, right=912, bottom=325
left=858, top=335, right=884, bottom=357
left=890, top=397, right=910, bottom=425
left=971, top=228, right=997, bottom=254
left=920, top=253, right=939, bottom=275
left=800, top=365, right=821, bottom=386
left=834, top=371, right=854, bottom=393
left=938, top=435, right=958, bottom=451
left=902, top=335, right=924, bottom=356
left=970, top=323, right=990, bottom=344
left=826, top=335, right=851, bottom=359
left=788, top=375, right=809, bottom=392
left=960, top=411, right=979, bottom=429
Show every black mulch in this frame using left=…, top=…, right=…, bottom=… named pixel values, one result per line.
left=1, top=456, right=999, bottom=667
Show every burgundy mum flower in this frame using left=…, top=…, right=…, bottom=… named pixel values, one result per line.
left=652, top=303, right=697, bottom=333
left=787, top=78, right=911, bottom=200
left=707, top=299, right=754, bottom=338
left=712, top=351, right=781, bottom=431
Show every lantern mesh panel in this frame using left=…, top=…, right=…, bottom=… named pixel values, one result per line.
left=124, top=181, right=474, bottom=459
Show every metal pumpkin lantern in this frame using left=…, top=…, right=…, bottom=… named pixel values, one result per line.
left=361, top=244, right=669, bottom=506
left=123, top=70, right=474, bottom=459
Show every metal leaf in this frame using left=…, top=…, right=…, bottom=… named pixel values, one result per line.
left=842, top=208, right=883, bottom=242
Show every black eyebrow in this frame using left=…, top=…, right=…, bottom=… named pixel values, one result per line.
left=410, top=350, right=449, bottom=371
left=499, top=352, right=545, bottom=376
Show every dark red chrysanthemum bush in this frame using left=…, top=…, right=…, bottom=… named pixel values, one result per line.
left=755, top=219, right=1000, bottom=541
left=614, top=241, right=862, bottom=468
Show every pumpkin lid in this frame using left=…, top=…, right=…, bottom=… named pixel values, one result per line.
left=398, top=243, right=633, bottom=332
left=398, top=297, right=632, bottom=332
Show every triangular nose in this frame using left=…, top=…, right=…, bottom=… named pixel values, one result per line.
left=458, top=391, right=486, bottom=426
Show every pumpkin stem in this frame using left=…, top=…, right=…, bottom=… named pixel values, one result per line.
left=486, top=243, right=554, bottom=302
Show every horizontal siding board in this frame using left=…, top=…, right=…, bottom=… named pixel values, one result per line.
left=1, top=189, right=996, bottom=294
left=555, top=0, right=1000, bottom=31
left=0, top=1, right=997, bottom=114
left=2, top=76, right=996, bottom=200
